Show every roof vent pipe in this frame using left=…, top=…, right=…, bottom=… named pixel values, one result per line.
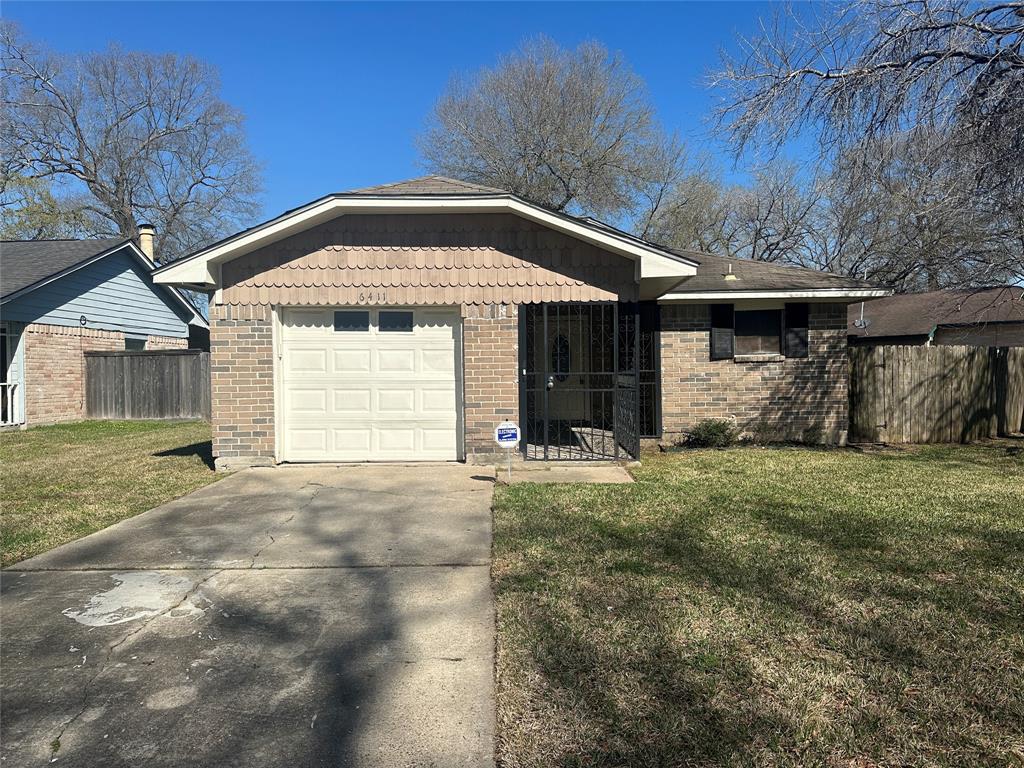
left=138, top=224, right=155, bottom=260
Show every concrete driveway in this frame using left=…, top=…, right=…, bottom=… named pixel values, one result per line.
left=1, top=464, right=496, bottom=767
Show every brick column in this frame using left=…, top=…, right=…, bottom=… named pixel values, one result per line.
left=209, top=304, right=276, bottom=470
left=462, top=303, right=519, bottom=462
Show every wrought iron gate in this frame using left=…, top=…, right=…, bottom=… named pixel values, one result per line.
left=519, top=303, right=640, bottom=460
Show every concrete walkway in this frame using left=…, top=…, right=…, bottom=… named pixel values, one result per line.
left=1, top=465, right=496, bottom=768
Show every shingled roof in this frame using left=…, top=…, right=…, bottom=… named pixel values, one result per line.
left=579, top=215, right=880, bottom=294
left=0, top=238, right=127, bottom=299
left=848, top=286, right=1024, bottom=340
left=670, top=250, right=880, bottom=293
left=153, top=175, right=889, bottom=297
left=346, top=175, right=506, bottom=196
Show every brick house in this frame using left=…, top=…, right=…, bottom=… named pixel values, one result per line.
left=1, top=235, right=208, bottom=427
left=153, top=176, right=887, bottom=469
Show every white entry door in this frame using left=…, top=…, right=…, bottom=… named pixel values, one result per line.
left=279, top=307, right=461, bottom=462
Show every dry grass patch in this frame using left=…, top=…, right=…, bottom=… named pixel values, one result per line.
left=493, top=444, right=1024, bottom=767
left=1, top=420, right=220, bottom=567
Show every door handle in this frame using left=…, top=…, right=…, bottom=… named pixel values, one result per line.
left=546, top=375, right=555, bottom=390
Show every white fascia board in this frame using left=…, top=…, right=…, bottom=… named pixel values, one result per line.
left=660, top=289, right=892, bottom=302
left=152, top=196, right=697, bottom=287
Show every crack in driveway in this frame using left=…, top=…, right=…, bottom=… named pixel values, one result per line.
left=48, top=568, right=224, bottom=762
left=47, top=483, right=322, bottom=759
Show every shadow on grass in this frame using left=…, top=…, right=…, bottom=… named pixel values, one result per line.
left=494, top=466, right=1024, bottom=766
left=154, top=440, right=215, bottom=471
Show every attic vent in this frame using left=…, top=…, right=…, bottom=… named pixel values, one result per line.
left=724, top=264, right=738, bottom=281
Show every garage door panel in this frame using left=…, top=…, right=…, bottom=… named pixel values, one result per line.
left=421, top=386, right=456, bottom=413
left=280, top=308, right=460, bottom=462
left=286, top=349, right=328, bottom=374
left=377, top=427, right=416, bottom=452
left=288, top=429, right=328, bottom=453
left=334, top=349, right=371, bottom=373
left=422, top=428, right=457, bottom=452
left=333, top=388, right=371, bottom=414
left=287, top=389, right=328, bottom=415
left=377, top=388, right=416, bottom=414
left=422, top=348, right=455, bottom=373
left=376, top=348, right=416, bottom=372
left=332, top=428, right=372, bottom=454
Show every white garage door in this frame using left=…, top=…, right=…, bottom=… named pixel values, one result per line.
left=279, top=307, right=461, bottom=462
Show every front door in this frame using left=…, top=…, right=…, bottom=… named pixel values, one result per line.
left=519, top=303, right=640, bottom=460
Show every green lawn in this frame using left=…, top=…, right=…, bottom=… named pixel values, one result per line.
left=1, top=420, right=220, bottom=567
left=493, top=444, right=1024, bottom=767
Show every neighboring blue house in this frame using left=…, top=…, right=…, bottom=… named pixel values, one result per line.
left=0, top=235, right=208, bottom=427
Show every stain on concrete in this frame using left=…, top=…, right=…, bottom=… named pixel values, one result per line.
left=62, top=572, right=210, bottom=627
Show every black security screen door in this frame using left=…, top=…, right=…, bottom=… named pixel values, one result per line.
left=519, top=303, right=641, bottom=460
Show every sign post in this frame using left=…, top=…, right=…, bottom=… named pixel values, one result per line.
left=494, top=421, right=520, bottom=483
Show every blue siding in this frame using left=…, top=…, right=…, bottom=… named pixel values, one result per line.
left=1, top=248, right=190, bottom=337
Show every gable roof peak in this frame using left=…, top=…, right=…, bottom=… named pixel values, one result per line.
left=345, top=175, right=508, bottom=196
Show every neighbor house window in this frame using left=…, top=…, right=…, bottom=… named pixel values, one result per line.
left=334, top=310, right=369, bottom=332
left=735, top=309, right=782, bottom=356
left=124, top=337, right=146, bottom=351
left=379, top=311, right=414, bottom=333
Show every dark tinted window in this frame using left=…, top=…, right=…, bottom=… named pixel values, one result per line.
left=379, top=311, right=414, bottom=333
left=124, top=337, right=146, bottom=350
left=334, top=310, right=369, bottom=332
left=735, top=309, right=781, bottom=355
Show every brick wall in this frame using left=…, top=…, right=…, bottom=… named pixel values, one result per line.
left=462, top=303, right=519, bottom=461
left=660, top=303, right=849, bottom=444
left=209, top=304, right=275, bottom=470
left=206, top=302, right=520, bottom=467
left=146, top=335, right=189, bottom=350
left=23, top=323, right=123, bottom=425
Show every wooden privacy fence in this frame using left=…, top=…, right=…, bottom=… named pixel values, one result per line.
left=85, top=350, right=211, bottom=420
left=849, top=345, right=1024, bottom=443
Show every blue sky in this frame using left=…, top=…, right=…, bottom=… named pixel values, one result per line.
left=6, top=1, right=778, bottom=220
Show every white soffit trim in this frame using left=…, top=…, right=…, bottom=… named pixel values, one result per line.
left=660, top=289, right=892, bottom=301
left=152, top=196, right=697, bottom=286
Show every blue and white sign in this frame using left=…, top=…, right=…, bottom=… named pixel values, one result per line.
left=494, top=421, right=520, bottom=448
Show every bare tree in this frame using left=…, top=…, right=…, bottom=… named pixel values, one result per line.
left=419, top=36, right=688, bottom=222
left=712, top=1, right=1024, bottom=194
left=820, top=130, right=1023, bottom=289
left=725, top=163, right=822, bottom=264
left=643, top=171, right=734, bottom=253
left=708, top=1, right=1023, bottom=288
left=1, top=23, right=261, bottom=261
left=646, top=162, right=823, bottom=265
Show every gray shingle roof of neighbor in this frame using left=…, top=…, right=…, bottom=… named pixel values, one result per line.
left=847, top=286, right=1024, bottom=339
left=0, top=238, right=128, bottom=299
